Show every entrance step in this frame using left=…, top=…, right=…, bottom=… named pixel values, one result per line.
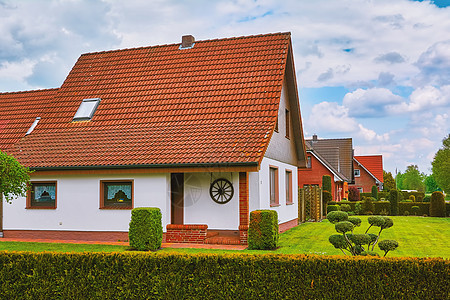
left=204, top=230, right=241, bottom=245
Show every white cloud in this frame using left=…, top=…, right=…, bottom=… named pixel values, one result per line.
left=415, top=40, right=450, bottom=85
left=343, top=88, right=404, bottom=117
left=389, top=85, right=450, bottom=113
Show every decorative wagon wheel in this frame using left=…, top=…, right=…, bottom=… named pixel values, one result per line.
left=209, top=178, right=234, bottom=204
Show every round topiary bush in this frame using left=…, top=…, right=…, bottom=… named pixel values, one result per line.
left=327, top=205, right=340, bottom=213
left=411, top=206, right=420, bottom=216
left=335, top=221, right=354, bottom=233
left=409, top=195, right=415, bottom=202
left=429, top=191, right=446, bottom=217
left=340, top=204, right=352, bottom=212
left=327, top=210, right=348, bottom=223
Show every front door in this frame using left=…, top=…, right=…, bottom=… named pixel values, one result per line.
left=171, top=173, right=184, bottom=224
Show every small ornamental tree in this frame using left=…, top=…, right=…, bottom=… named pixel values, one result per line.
left=371, top=185, right=378, bottom=200
left=0, top=151, right=31, bottom=203
left=327, top=211, right=397, bottom=256
left=348, top=187, right=360, bottom=202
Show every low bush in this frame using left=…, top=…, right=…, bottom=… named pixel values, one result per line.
left=0, top=252, right=448, bottom=299
left=361, top=197, right=375, bottom=215
left=430, top=192, right=446, bottom=217
left=129, top=207, right=162, bottom=251
left=248, top=210, right=279, bottom=250
left=401, top=191, right=425, bottom=202
left=327, top=205, right=340, bottom=213
left=340, top=204, right=352, bottom=212
left=411, top=206, right=420, bottom=216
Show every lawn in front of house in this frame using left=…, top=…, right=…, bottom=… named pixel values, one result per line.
left=0, top=216, right=449, bottom=258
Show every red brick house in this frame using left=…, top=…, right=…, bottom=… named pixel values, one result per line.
left=1, top=32, right=307, bottom=244
left=349, top=155, right=384, bottom=193
left=298, top=135, right=353, bottom=201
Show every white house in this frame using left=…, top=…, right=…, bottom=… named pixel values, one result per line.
left=0, top=33, right=307, bottom=244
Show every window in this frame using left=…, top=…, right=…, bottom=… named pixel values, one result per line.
left=354, top=169, right=360, bottom=177
left=286, top=170, right=293, bottom=205
left=274, top=117, right=279, bottom=132
left=306, top=156, right=312, bottom=168
left=73, top=98, right=101, bottom=121
left=285, top=109, right=290, bottom=139
left=357, top=187, right=363, bottom=193
left=100, top=180, right=133, bottom=209
left=269, top=166, right=279, bottom=206
left=27, top=181, right=57, bottom=209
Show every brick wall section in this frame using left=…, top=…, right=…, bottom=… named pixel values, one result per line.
left=165, top=224, right=208, bottom=244
left=299, top=154, right=339, bottom=200
left=239, top=172, right=249, bottom=245
left=3, top=230, right=129, bottom=242
left=349, top=160, right=377, bottom=193
left=279, top=218, right=298, bottom=233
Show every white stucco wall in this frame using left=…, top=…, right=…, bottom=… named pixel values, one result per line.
left=251, top=157, right=298, bottom=224
left=183, top=172, right=239, bottom=230
left=3, top=173, right=170, bottom=232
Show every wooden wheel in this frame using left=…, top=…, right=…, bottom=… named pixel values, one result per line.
left=209, top=178, right=234, bottom=204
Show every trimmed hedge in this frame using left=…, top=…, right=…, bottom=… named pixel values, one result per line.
left=0, top=252, right=448, bottom=299
left=129, top=207, right=163, bottom=251
left=430, top=191, right=446, bottom=217
left=388, top=190, right=400, bottom=216
left=371, top=185, right=378, bottom=199
left=248, top=210, right=279, bottom=250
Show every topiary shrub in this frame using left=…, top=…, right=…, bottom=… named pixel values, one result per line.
left=388, top=189, right=400, bottom=216
left=340, top=204, right=352, bottom=212
left=403, top=211, right=410, bottom=216
left=327, top=205, right=340, bottom=213
left=409, top=195, right=415, bottom=202
left=423, top=195, right=431, bottom=202
left=429, top=191, right=446, bottom=217
left=248, top=210, right=279, bottom=250
left=129, top=207, right=163, bottom=251
left=361, top=197, right=375, bottom=215
left=348, top=187, right=360, bottom=202
left=355, top=202, right=362, bottom=215
left=411, top=206, right=420, bottom=216
left=326, top=211, right=348, bottom=223
left=323, top=190, right=332, bottom=203
left=322, top=175, right=332, bottom=193
left=371, top=185, right=378, bottom=200
left=378, top=240, right=399, bottom=257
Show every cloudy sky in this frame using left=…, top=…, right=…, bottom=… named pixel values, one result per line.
left=1, top=0, right=449, bottom=175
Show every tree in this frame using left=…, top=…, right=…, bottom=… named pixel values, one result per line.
left=0, top=151, right=31, bottom=203
left=402, top=165, right=425, bottom=192
left=383, top=171, right=396, bottom=192
left=424, top=174, right=440, bottom=193
left=327, top=211, right=397, bottom=257
left=432, top=134, right=450, bottom=194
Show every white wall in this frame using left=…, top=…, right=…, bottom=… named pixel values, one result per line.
left=251, top=157, right=298, bottom=224
left=3, top=173, right=170, bottom=232
left=183, top=172, right=239, bottom=230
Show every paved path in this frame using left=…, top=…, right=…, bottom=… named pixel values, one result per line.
left=0, top=237, right=247, bottom=250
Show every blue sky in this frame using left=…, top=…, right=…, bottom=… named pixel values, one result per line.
left=1, top=0, right=449, bottom=175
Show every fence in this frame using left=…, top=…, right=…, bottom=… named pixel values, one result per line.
left=299, top=185, right=323, bottom=223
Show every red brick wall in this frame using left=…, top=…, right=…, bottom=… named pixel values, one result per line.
left=239, top=172, right=249, bottom=245
left=298, top=154, right=339, bottom=200
left=165, top=224, right=208, bottom=244
left=279, top=218, right=298, bottom=233
left=349, top=160, right=377, bottom=193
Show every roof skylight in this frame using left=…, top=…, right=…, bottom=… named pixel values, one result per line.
left=26, top=117, right=41, bottom=135
left=73, top=98, right=101, bottom=121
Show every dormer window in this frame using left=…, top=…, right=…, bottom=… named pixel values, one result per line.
left=73, top=98, right=101, bottom=121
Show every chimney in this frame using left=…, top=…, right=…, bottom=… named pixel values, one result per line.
left=181, top=35, right=195, bottom=49
left=312, top=134, right=318, bottom=141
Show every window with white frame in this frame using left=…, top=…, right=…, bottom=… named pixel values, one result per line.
left=286, top=170, right=293, bottom=204
left=354, top=169, right=360, bottom=177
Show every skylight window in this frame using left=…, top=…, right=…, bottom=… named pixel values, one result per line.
left=26, top=117, right=41, bottom=135
left=73, top=98, right=101, bottom=121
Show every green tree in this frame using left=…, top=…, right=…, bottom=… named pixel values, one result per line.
left=395, top=172, right=404, bottom=190
left=383, top=171, right=396, bottom=192
left=424, top=174, right=440, bottom=193
left=432, top=134, right=450, bottom=194
left=402, top=165, right=425, bottom=192
left=0, top=151, right=31, bottom=203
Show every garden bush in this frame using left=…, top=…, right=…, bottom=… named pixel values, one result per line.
left=348, top=187, right=360, bottom=202
left=361, top=197, right=375, bottom=215
left=409, top=195, right=415, bottom=202
left=327, top=205, right=340, bottom=213
left=0, top=252, right=448, bottom=299
left=373, top=201, right=390, bottom=215
left=398, top=202, right=429, bottom=216
left=371, top=186, right=378, bottom=200
left=423, top=195, right=431, bottom=202
left=248, top=210, right=279, bottom=250
left=388, top=189, right=400, bottom=216
left=322, top=175, right=332, bottom=193
left=129, top=207, right=162, bottom=251
left=411, top=206, right=420, bottom=216
left=340, top=204, right=352, bottom=212
left=430, top=191, right=446, bottom=217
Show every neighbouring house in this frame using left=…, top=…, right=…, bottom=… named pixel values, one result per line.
left=349, top=155, right=384, bottom=193
left=0, top=32, right=307, bottom=245
left=298, top=135, right=353, bottom=201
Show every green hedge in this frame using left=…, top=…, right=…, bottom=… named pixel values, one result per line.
left=0, top=252, right=448, bottom=299
left=430, top=191, right=446, bottom=217
left=129, top=207, right=162, bottom=251
left=248, top=210, right=279, bottom=250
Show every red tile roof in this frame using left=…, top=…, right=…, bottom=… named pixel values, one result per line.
left=354, top=155, right=383, bottom=183
left=4, top=33, right=297, bottom=169
left=0, top=89, right=58, bottom=151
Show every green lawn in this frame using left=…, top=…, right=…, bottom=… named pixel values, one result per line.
left=1, top=216, right=449, bottom=258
